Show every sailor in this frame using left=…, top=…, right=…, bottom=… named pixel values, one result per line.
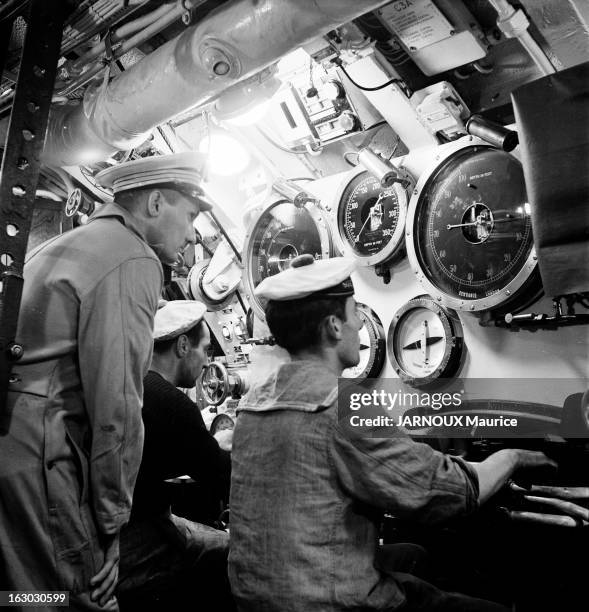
left=228, top=253, right=556, bottom=612
left=1, top=153, right=210, bottom=611
left=117, top=300, right=233, bottom=610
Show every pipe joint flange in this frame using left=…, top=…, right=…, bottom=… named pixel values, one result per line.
left=199, top=39, right=242, bottom=80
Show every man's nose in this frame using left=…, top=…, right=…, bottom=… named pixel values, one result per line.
left=186, top=225, right=197, bottom=245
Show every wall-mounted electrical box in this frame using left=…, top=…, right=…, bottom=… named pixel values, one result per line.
left=377, top=0, right=488, bottom=76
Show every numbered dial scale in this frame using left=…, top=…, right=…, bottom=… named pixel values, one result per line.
left=244, top=199, right=334, bottom=320
left=388, top=296, right=464, bottom=387
left=336, top=169, right=407, bottom=266
left=406, top=143, right=541, bottom=312
left=342, top=304, right=386, bottom=379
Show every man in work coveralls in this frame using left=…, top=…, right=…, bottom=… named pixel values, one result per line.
left=0, top=152, right=211, bottom=610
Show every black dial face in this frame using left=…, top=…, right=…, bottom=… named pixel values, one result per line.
left=338, top=171, right=402, bottom=259
left=415, top=147, right=533, bottom=303
left=250, top=202, right=327, bottom=289
left=342, top=304, right=386, bottom=379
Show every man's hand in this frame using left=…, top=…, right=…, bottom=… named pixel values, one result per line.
left=90, top=532, right=120, bottom=608
left=514, top=449, right=558, bottom=471
left=214, top=428, right=233, bottom=452
left=470, top=449, right=557, bottom=505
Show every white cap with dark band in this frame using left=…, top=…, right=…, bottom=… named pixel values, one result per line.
left=254, top=254, right=357, bottom=301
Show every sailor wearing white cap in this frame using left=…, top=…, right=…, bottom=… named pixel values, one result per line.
left=118, top=300, right=234, bottom=609
left=253, top=254, right=362, bottom=372
left=96, top=152, right=212, bottom=265
left=229, top=254, right=555, bottom=612
left=1, top=153, right=212, bottom=609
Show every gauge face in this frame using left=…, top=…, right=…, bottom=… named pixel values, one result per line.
left=342, top=304, right=386, bottom=379
left=244, top=200, right=333, bottom=320
left=407, top=145, right=540, bottom=312
left=388, top=296, right=463, bottom=387
left=337, top=170, right=406, bottom=266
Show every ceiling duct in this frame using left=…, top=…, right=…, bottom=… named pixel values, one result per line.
left=42, top=0, right=392, bottom=166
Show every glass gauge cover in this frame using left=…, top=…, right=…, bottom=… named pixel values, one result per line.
left=342, top=303, right=386, bottom=379
left=407, top=145, right=541, bottom=312
left=336, top=170, right=407, bottom=266
left=388, top=296, right=463, bottom=387
left=244, top=199, right=333, bottom=320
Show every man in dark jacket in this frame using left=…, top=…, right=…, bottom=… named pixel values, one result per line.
left=117, top=300, right=233, bottom=611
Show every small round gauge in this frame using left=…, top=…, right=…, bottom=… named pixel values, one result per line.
left=244, top=199, right=334, bottom=320
left=342, top=303, right=386, bottom=379
left=387, top=295, right=464, bottom=387
left=406, top=142, right=541, bottom=312
left=210, top=413, right=235, bottom=436
left=336, top=169, right=407, bottom=266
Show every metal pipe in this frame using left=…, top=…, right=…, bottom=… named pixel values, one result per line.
left=488, top=0, right=556, bottom=75
left=56, top=3, right=187, bottom=97
left=71, top=2, right=174, bottom=69
left=42, top=0, right=392, bottom=166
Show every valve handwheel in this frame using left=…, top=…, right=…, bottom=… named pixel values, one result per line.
left=201, top=362, right=230, bottom=406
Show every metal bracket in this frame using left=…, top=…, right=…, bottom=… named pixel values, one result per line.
left=0, top=0, right=75, bottom=430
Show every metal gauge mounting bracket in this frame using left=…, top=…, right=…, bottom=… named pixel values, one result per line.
left=387, top=295, right=464, bottom=387
left=405, top=138, right=542, bottom=314
left=334, top=166, right=409, bottom=267
left=342, top=303, right=386, bottom=380
left=243, top=198, right=335, bottom=321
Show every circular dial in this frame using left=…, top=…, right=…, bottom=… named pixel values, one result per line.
left=342, top=303, right=386, bottom=379
left=210, top=413, right=235, bottom=436
left=407, top=144, right=540, bottom=312
left=388, top=296, right=463, bottom=387
left=244, top=199, right=333, bottom=320
left=336, top=170, right=407, bottom=266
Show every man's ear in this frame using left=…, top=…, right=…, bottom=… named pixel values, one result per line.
left=147, top=190, right=165, bottom=218
left=174, top=334, right=189, bottom=357
left=324, top=315, right=343, bottom=342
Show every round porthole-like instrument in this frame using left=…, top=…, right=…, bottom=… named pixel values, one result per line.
left=335, top=169, right=407, bottom=267
left=244, top=199, right=334, bottom=320
left=406, top=142, right=541, bottom=313
left=388, top=295, right=464, bottom=387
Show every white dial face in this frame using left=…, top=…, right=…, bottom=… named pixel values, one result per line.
left=394, top=307, right=448, bottom=377
left=342, top=321, right=371, bottom=379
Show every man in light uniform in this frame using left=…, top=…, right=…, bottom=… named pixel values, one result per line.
left=228, top=254, right=556, bottom=612
left=1, top=153, right=210, bottom=610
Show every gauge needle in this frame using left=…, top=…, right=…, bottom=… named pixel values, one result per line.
left=402, top=336, right=443, bottom=351
left=360, top=343, right=369, bottom=351
left=355, top=193, right=384, bottom=242
left=420, top=320, right=428, bottom=364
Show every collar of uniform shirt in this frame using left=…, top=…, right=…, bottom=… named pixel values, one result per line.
left=89, top=201, right=149, bottom=243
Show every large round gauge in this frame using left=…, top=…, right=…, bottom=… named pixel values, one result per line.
left=335, top=169, right=407, bottom=266
left=388, top=295, right=464, bottom=387
left=342, top=303, right=386, bottom=379
left=406, top=142, right=541, bottom=312
left=244, top=199, right=334, bottom=320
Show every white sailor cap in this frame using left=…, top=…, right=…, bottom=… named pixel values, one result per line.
left=153, top=300, right=207, bottom=342
left=95, top=152, right=213, bottom=211
left=254, top=254, right=357, bottom=301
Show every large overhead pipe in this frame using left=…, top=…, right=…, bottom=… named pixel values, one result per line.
left=42, top=0, right=392, bottom=166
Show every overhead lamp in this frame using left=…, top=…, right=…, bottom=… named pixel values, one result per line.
left=198, top=132, right=250, bottom=176
left=213, top=67, right=282, bottom=127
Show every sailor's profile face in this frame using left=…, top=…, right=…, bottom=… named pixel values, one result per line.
left=152, top=190, right=200, bottom=265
